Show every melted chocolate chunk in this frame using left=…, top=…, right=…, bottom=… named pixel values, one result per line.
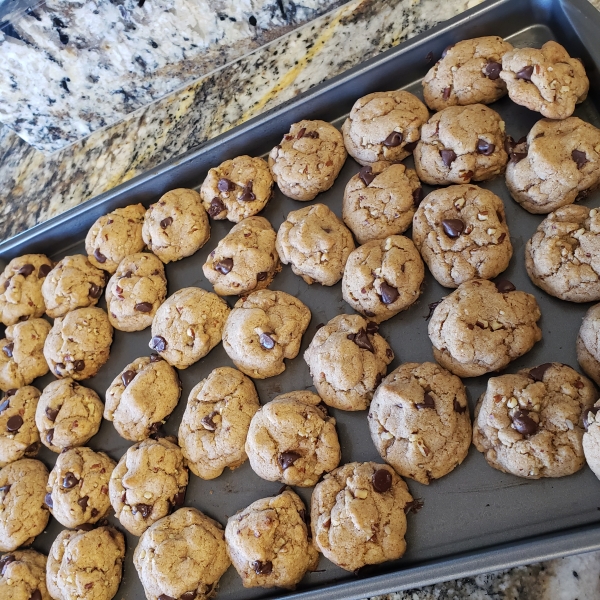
left=5, top=389, right=16, bottom=397
left=528, top=363, right=552, bottom=382
left=412, top=187, right=424, bottom=207
left=38, top=264, right=52, bottom=278
left=2, top=342, right=13, bottom=358
left=63, top=472, right=78, bottom=489
left=239, top=181, right=256, bottom=202
left=347, top=328, right=374, bottom=353
left=257, top=271, right=268, bottom=281
left=358, top=166, right=375, bottom=187
left=477, top=139, right=495, bottom=155
left=93, top=249, right=107, bottom=264
left=201, top=411, right=218, bottom=431
left=150, top=353, right=162, bottom=362
left=17, top=263, right=35, bottom=277
left=214, top=258, right=233, bottom=275
left=516, top=65, right=534, bottom=80
left=483, top=61, right=502, bottom=80
left=379, top=282, right=399, bottom=305
left=404, top=498, right=425, bottom=514
left=0, top=484, right=11, bottom=495
left=121, top=370, right=136, bottom=387
left=0, top=554, right=16, bottom=575
left=30, top=590, right=43, bottom=600
left=217, top=178, right=236, bottom=192
left=383, top=131, right=403, bottom=147
left=172, top=489, right=186, bottom=507
left=136, top=504, right=152, bottom=518
left=442, top=86, right=451, bottom=100
left=252, top=560, right=273, bottom=575
left=160, top=216, right=173, bottom=228
left=46, top=429, right=54, bottom=444
left=74, top=360, right=85, bottom=372
left=134, top=302, right=153, bottom=312
left=495, top=279, right=516, bottom=293
left=440, top=149, right=457, bottom=167
left=441, top=218, right=464, bottom=238
left=416, top=392, right=435, bottom=410
left=150, top=336, right=167, bottom=352
left=208, top=197, right=226, bottom=217
left=297, top=127, right=306, bottom=139
left=304, top=130, right=319, bottom=139
left=372, top=469, right=392, bottom=493
left=583, top=407, right=600, bottom=431
left=89, top=283, right=102, bottom=298
left=259, top=332, right=275, bottom=350
left=44, top=492, right=53, bottom=508
left=6, top=415, right=23, bottom=432
left=404, top=140, right=419, bottom=152
left=77, top=495, right=89, bottom=510
left=453, top=399, right=467, bottom=414
left=3, top=277, right=11, bottom=290
left=365, top=321, right=379, bottom=335
left=511, top=410, right=538, bottom=436
left=572, top=149, right=588, bottom=169
left=181, top=592, right=197, bottom=600
left=278, top=451, right=300, bottom=470
left=158, top=595, right=175, bottom=600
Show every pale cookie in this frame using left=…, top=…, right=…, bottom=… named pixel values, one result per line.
left=149, top=287, right=230, bottom=369
left=505, top=117, right=600, bottom=214
left=0, top=459, right=49, bottom=552
left=413, top=185, right=512, bottom=288
left=0, top=319, right=51, bottom=392
left=85, top=203, right=146, bottom=273
left=245, top=391, right=340, bottom=487
left=43, top=307, right=113, bottom=380
left=142, top=188, right=210, bottom=263
left=222, top=290, right=311, bottom=379
left=201, top=156, right=274, bottom=223
left=202, top=216, right=280, bottom=296
left=225, top=489, right=318, bottom=589
left=368, top=362, right=471, bottom=484
left=268, top=120, right=347, bottom=201
left=342, top=163, right=422, bottom=244
left=35, top=379, right=103, bottom=453
left=106, top=253, right=167, bottom=332
left=41, top=255, right=106, bottom=318
left=583, top=400, right=600, bottom=480
left=133, top=507, right=230, bottom=600
left=47, top=527, right=125, bottom=600
left=473, top=363, right=596, bottom=478
left=311, top=462, right=413, bottom=572
left=423, top=36, right=513, bottom=110
left=109, top=438, right=188, bottom=537
left=276, top=203, right=355, bottom=286
left=500, top=41, right=589, bottom=120
left=304, top=315, right=394, bottom=411
left=577, top=303, right=600, bottom=386
left=0, top=255, right=53, bottom=326
left=104, top=355, right=181, bottom=442
left=0, top=549, right=49, bottom=600
left=45, top=447, right=114, bottom=529
left=429, top=279, right=542, bottom=377
left=341, top=91, right=429, bottom=167
left=179, top=367, right=259, bottom=480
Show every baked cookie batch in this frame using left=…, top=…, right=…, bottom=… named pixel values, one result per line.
left=0, top=34, right=599, bottom=600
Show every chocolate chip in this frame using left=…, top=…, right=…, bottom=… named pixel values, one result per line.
left=0, top=400, right=8, bottom=413
left=3, top=277, right=11, bottom=290
left=74, top=359, right=85, bottom=372
left=217, top=178, right=236, bottom=192
left=136, top=504, right=152, bottom=518
left=483, top=60, right=502, bottom=80
left=46, top=429, right=54, bottom=444
left=297, top=127, right=306, bottom=139
left=366, top=322, right=379, bottom=334
left=0, top=554, right=16, bottom=575
left=208, top=197, right=226, bottom=217
left=412, top=187, right=424, bottom=207
left=379, top=282, right=399, bottom=305
left=304, top=130, right=319, bottom=139
left=44, top=492, right=53, bottom=508
left=150, top=353, right=162, bottom=362
left=0, top=484, right=10, bottom=495
left=89, top=283, right=102, bottom=298
left=252, top=560, right=273, bottom=575
left=160, top=216, right=173, bottom=228
left=201, top=411, right=218, bottom=431
left=583, top=407, right=600, bottom=430
left=77, top=496, right=89, bottom=510
left=441, top=44, right=453, bottom=58
left=516, top=65, right=534, bottom=80
left=90, top=508, right=99, bottom=518
left=239, top=181, right=256, bottom=202
left=158, top=595, right=176, bottom=600
left=442, top=86, right=451, bottom=100
left=17, top=263, right=35, bottom=277
left=572, top=149, right=588, bottom=169
left=440, top=149, right=457, bottom=167
left=6, top=414, right=23, bottom=432
left=121, top=370, right=136, bottom=387
left=404, top=140, right=419, bottom=153
left=347, top=328, right=374, bottom=353
left=453, top=399, right=467, bottom=414
left=386, top=348, right=393, bottom=359
left=2, top=342, right=13, bottom=358
left=404, top=498, right=425, bottom=514
left=383, top=131, right=403, bottom=147
left=529, top=363, right=552, bottom=382
left=358, top=166, right=375, bottom=187
left=441, top=218, right=464, bottom=238
left=511, top=410, right=538, bottom=436
left=38, top=264, right=52, bottom=278
left=510, top=151, right=527, bottom=164
left=416, top=392, right=435, bottom=410
left=477, top=139, right=495, bottom=155
left=259, top=332, right=275, bottom=350
left=214, top=258, right=233, bottom=274
left=372, top=469, right=392, bottom=493
left=5, top=389, right=16, bottom=397
left=150, top=336, right=167, bottom=352
left=181, top=592, right=197, bottom=600
left=495, top=279, right=516, bottom=293
left=278, top=451, right=300, bottom=470
left=63, top=472, right=78, bottom=489
left=135, top=302, right=153, bottom=312
left=93, top=249, right=106, bottom=264
left=30, top=590, right=42, bottom=600
left=257, top=271, right=268, bottom=281
left=172, top=489, right=186, bottom=507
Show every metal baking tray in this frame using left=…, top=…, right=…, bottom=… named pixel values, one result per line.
left=4, top=0, right=600, bottom=597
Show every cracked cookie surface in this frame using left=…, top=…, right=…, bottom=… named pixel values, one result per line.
left=0, top=549, right=49, bottom=600
left=577, top=303, right=600, bottom=386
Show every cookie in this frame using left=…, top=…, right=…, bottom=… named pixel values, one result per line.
left=200, top=155, right=273, bottom=223
left=149, top=287, right=230, bottom=369
left=268, top=120, right=347, bottom=201
left=47, top=527, right=125, bottom=600
left=342, top=163, right=422, bottom=244
left=582, top=400, right=600, bottom=480
left=43, top=307, right=113, bottom=380
left=225, top=489, right=318, bottom=589
left=106, top=253, right=167, bottom=332
left=246, top=391, right=340, bottom=487
left=179, top=367, right=259, bottom=480
left=109, top=438, right=188, bottom=536
left=222, top=290, right=311, bottom=379
left=35, top=379, right=103, bottom=453
left=46, top=447, right=115, bottom=529
left=142, top=188, right=210, bottom=263
left=304, top=315, right=393, bottom=411
left=104, top=355, right=181, bottom=441
left=0, top=459, right=49, bottom=552
left=412, top=185, right=512, bottom=288
left=422, top=36, right=513, bottom=110
left=41, top=255, right=106, bottom=318
left=0, top=549, right=49, bottom=600
left=414, top=104, right=508, bottom=185
left=429, top=279, right=542, bottom=377
left=473, top=363, right=596, bottom=478
left=0, top=319, right=51, bottom=392
left=368, top=362, right=471, bottom=484
left=133, top=507, right=230, bottom=600
left=577, top=303, right=600, bottom=386
left=276, top=203, right=355, bottom=286
left=0, top=255, right=53, bottom=326
left=311, top=462, right=413, bottom=572
left=341, top=91, right=429, bottom=167
left=500, top=41, right=589, bottom=120
left=85, top=203, right=146, bottom=273
left=505, top=117, right=600, bottom=214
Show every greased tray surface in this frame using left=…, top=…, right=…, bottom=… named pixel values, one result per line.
left=6, top=1, right=600, bottom=598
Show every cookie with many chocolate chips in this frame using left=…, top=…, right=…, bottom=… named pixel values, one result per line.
left=473, top=363, right=596, bottom=478
left=577, top=303, right=600, bottom=386
left=0, top=549, right=50, bottom=600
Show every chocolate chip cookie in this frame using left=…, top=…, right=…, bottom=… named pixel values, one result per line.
left=179, top=367, right=259, bottom=480
left=0, top=318, right=51, bottom=392
left=473, top=363, right=595, bottom=478
left=342, top=236, right=424, bottom=323
left=36, top=378, right=103, bottom=453
left=500, top=41, right=589, bottom=120
left=142, top=188, right=210, bottom=263
left=341, top=91, right=429, bottom=167
left=109, top=437, right=188, bottom=536
left=0, top=255, right=53, bottom=326
left=200, top=155, right=274, bottom=223
left=268, top=120, right=347, bottom=201
left=225, top=489, right=318, bottom=589
left=311, top=461, right=413, bottom=572
left=577, top=303, right=600, bottom=386
left=0, top=549, right=49, bottom=600
left=149, top=287, right=230, bottom=369
left=106, top=252, right=167, bottom=332
left=429, top=279, right=542, bottom=377
left=582, top=399, right=600, bottom=480
left=414, top=104, right=508, bottom=185
left=505, top=117, right=600, bottom=214
left=246, top=391, right=341, bottom=487
left=44, top=307, right=113, bottom=380
left=304, top=315, right=393, bottom=411
left=413, top=185, right=512, bottom=288
left=222, top=290, right=311, bottom=379
left=276, top=203, right=355, bottom=286
left=41, top=254, right=106, bottom=318
left=342, top=163, right=422, bottom=244
left=104, top=355, right=181, bottom=441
